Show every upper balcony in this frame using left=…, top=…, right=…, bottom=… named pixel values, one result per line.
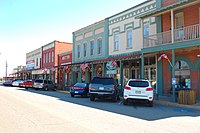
left=144, top=23, right=200, bottom=48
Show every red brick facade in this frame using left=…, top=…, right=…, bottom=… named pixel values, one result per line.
left=162, top=49, right=199, bottom=96
left=162, top=5, right=199, bottom=32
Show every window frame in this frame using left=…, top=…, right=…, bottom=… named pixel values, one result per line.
left=90, top=40, right=94, bottom=56
left=97, top=38, right=102, bottom=55
left=83, top=42, right=87, bottom=57
left=127, top=30, right=132, bottom=49
left=77, top=45, right=81, bottom=58
left=114, top=32, right=119, bottom=51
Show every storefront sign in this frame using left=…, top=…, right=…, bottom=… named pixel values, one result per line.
left=26, top=60, right=35, bottom=70
left=106, top=61, right=117, bottom=70
left=106, top=70, right=117, bottom=74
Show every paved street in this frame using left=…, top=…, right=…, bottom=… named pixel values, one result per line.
left=0, top=85, right=200, bottom=133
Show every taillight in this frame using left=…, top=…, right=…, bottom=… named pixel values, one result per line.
left=124, top=86, right=131, bottom=90
left=146, top=88, right=153, bottom=91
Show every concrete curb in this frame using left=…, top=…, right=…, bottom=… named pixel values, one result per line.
left=154, top=100, right=200, bottom=111
left=57, top=90, right=70, bottom=94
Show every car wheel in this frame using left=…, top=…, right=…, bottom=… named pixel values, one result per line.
left=117, top=95, right=120, bottom=100
left=25, top=87, right=28, bottom=90
left=90, top=96, right=95, bottom=101
left=123, top=99, right=128, bottom=105
left=149, top=101, right=153, bottom=107
left=71, top=93, right=74, bottom=97
left=44, top=87, right=48, bottom=91
left=112, top=96, right=118, bottom=102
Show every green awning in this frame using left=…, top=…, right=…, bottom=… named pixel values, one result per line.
left=136, top=0, right=195, bottom=19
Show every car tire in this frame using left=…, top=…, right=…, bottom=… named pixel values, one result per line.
left=123, top=99, right=128, bottom=105
left=149, top=101, right=153, bottom=107
left=71, top=93, right=74, bottom=97
left=112, top=96, right=118, bottom=102
left=25, top=87, right=28, bottom=90
left=44, top=87, right=48, bottom=91
left=117, top=95, right=120, bottom=100
left=90, top=96, right=95, bottom=101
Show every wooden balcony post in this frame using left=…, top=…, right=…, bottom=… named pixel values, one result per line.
left=171, top=9, right=174, bottom=43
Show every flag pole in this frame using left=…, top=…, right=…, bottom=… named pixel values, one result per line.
left=167, top=58, right=173, bottom=67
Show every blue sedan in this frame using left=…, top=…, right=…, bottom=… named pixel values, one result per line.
left=70, top=83, right=89, bottom=97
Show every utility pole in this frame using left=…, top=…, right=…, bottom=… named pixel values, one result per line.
left=5, top=60, right=8, bottom=78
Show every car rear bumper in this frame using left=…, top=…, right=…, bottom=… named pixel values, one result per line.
left=90, top=91, right=117, bottom=98
left=124, top=95, right=153, bottom=101
left=70, top=90, right=87, bottom=95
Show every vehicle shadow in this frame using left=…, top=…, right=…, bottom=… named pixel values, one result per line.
left=17, top=88, right=200, bottom=121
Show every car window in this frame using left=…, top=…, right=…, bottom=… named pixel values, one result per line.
left=74, top=83, right=86, bottom=87
left=48, top=80, right=53, bottom=84
left=35, top=80, right=43, bottom=83
left=128, top=81, right=149, bottom=87
left=91, top=77, right=114, bottom=85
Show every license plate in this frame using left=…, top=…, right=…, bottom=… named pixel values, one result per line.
left=135, top=91, right=141, bottom=94
left=99, top=87, right=104, bottom=90
left=75, top=91, right=79, bottom=94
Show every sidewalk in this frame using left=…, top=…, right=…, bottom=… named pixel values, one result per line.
left=154, top=96, right=200, bottom=111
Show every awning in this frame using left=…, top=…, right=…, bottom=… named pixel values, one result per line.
left=136, top=0, right=195, bottom=19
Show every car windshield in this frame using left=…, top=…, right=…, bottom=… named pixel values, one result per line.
left=74, top=83, right=86, bottom=87
left=128, top=81, right=149, bottom=87
left=91, top=78, right=114, bottom=85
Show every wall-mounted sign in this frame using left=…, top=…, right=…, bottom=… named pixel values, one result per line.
left=26, top=60, right=35, bottom=70
left=106, top=61, right=117, bottom=70
left=106, top=70, right=117, bottom=75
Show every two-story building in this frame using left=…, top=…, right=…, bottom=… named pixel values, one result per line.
left=26, top=48, right=42, bottom=79
left=138, top=0, right=200, bottom=100
left=108, top=0, right=157, bottom=92
left=72, top=20, right=109, bottom=84
left=42, top=40, right=72, bottom=83
left=57, top=51, right=72, bottom=88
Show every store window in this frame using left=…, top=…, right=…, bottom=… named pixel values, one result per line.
left=175, top=60, right=190, bottom=89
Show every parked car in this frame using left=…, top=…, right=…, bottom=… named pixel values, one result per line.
left=33, top=79, right=56, bottom=91
left=123, top=79, right=153, bottom=107
left=89, top=77, right=120, bottom=102
left=70, top=83, right=89, bottom=97
left=12, top=79, right=24, bottom=87
left=20, top=79, right=35, bottom=89
left=3, top=79, right=14, bottom=86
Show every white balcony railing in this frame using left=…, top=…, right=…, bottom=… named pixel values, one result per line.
left=144, top=24, right=200, bottom=48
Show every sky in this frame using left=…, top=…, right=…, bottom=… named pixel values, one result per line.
left=0, top=0, right=145, bottom=77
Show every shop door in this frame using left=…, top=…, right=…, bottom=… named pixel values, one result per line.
left=131, top=68, right=140, bottom=79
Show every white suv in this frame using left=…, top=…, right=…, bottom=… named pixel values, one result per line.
left=123, top=79, right=153, bottom=107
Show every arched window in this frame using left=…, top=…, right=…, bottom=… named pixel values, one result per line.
left=175, top=60, right=190, bottom=89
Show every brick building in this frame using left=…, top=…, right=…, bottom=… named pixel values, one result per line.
left=139, top=0, right=200, bottom=101
left=42, top=40, right=72, bottom=83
